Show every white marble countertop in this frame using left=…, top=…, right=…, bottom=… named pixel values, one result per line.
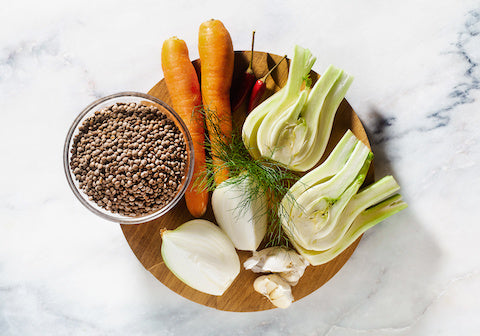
left=1, top=0, right=479, bottom=335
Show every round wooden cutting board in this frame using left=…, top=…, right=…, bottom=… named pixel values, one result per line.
left=121, top=51, right=373, bottom=312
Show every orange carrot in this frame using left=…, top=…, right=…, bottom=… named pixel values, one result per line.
left=161, top=36, right=208, bottom=218
left=198, top=19, right=234, bottom=186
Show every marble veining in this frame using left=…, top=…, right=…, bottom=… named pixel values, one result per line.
left=1, top=1, right=479, bottom=335
left=371, top=9, right=480, bottom=144
left=427, top=10, right=480, bottom=127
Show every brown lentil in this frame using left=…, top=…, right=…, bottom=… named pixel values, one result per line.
left=70, top=102, right=188, bottom=217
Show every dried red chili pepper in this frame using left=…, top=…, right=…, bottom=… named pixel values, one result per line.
left=248, top=55, right=287, bottom=112
left=230, top=31, right=256, bottom=112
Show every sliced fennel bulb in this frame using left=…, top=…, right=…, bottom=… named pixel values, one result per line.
left=212, top=176, right=267, bottom=251
left=161, top=220, right=240, bottom=296
left=242, top=45, right=353, bottom=171
left=280, top=131, right=407, bottom=265
left=242, top=45, right=316, bottom=161
left=308, top=175, right=401, bottom=251
left=281, top=131, right=372, bottom=250
left=292, top=194, right=407, bottom=265
left=289, top=144, right=371, bottom=244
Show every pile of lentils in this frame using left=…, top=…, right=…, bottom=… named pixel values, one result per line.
left=70, top=102, right=188, bottom=217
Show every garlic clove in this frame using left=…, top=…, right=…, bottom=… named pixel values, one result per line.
left=253, top=274, right=294, bottom=309
left=161, top=219, right=240, bottom=296
left=279, top=269, right=305, bottom=286
left=212, top=176, right=267, bottom=251
left=244, top=246, right=309, bottom=285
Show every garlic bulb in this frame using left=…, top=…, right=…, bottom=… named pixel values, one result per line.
left=161, top=219, right=240, bottom=296
left=244, top=246, right=309, bottom=285
left=212, top=176, right=267, bottom=251
left=253, top=274, right=294, bottom=309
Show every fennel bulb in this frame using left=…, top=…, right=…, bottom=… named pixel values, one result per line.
left=292, top=194, right=407, bottom=265
left=161, top=219, right=240, bottom=296
left=211, top=176, right=267, bottom=251
left=242, top=45, right=353, bottom=171
left=280, top=131, right=407, bottom=265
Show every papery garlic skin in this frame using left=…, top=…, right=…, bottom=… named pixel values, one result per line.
left=161, top=219, right=240, bottom=296
left=278, top=269, right=305, bottom=286
left=244, top=246, right=309, bottom=285
left=253, top=274, right=293, bottom=309
left=212, top=176, right=267, bottom=251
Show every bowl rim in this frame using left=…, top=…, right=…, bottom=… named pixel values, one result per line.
left=63, top=91, right=194, bottom=224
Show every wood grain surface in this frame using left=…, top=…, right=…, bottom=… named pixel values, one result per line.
left=121, top=51, right=373, bottom=312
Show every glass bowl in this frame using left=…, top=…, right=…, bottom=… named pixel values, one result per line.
left=63, top=92, right=194, bottom=224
